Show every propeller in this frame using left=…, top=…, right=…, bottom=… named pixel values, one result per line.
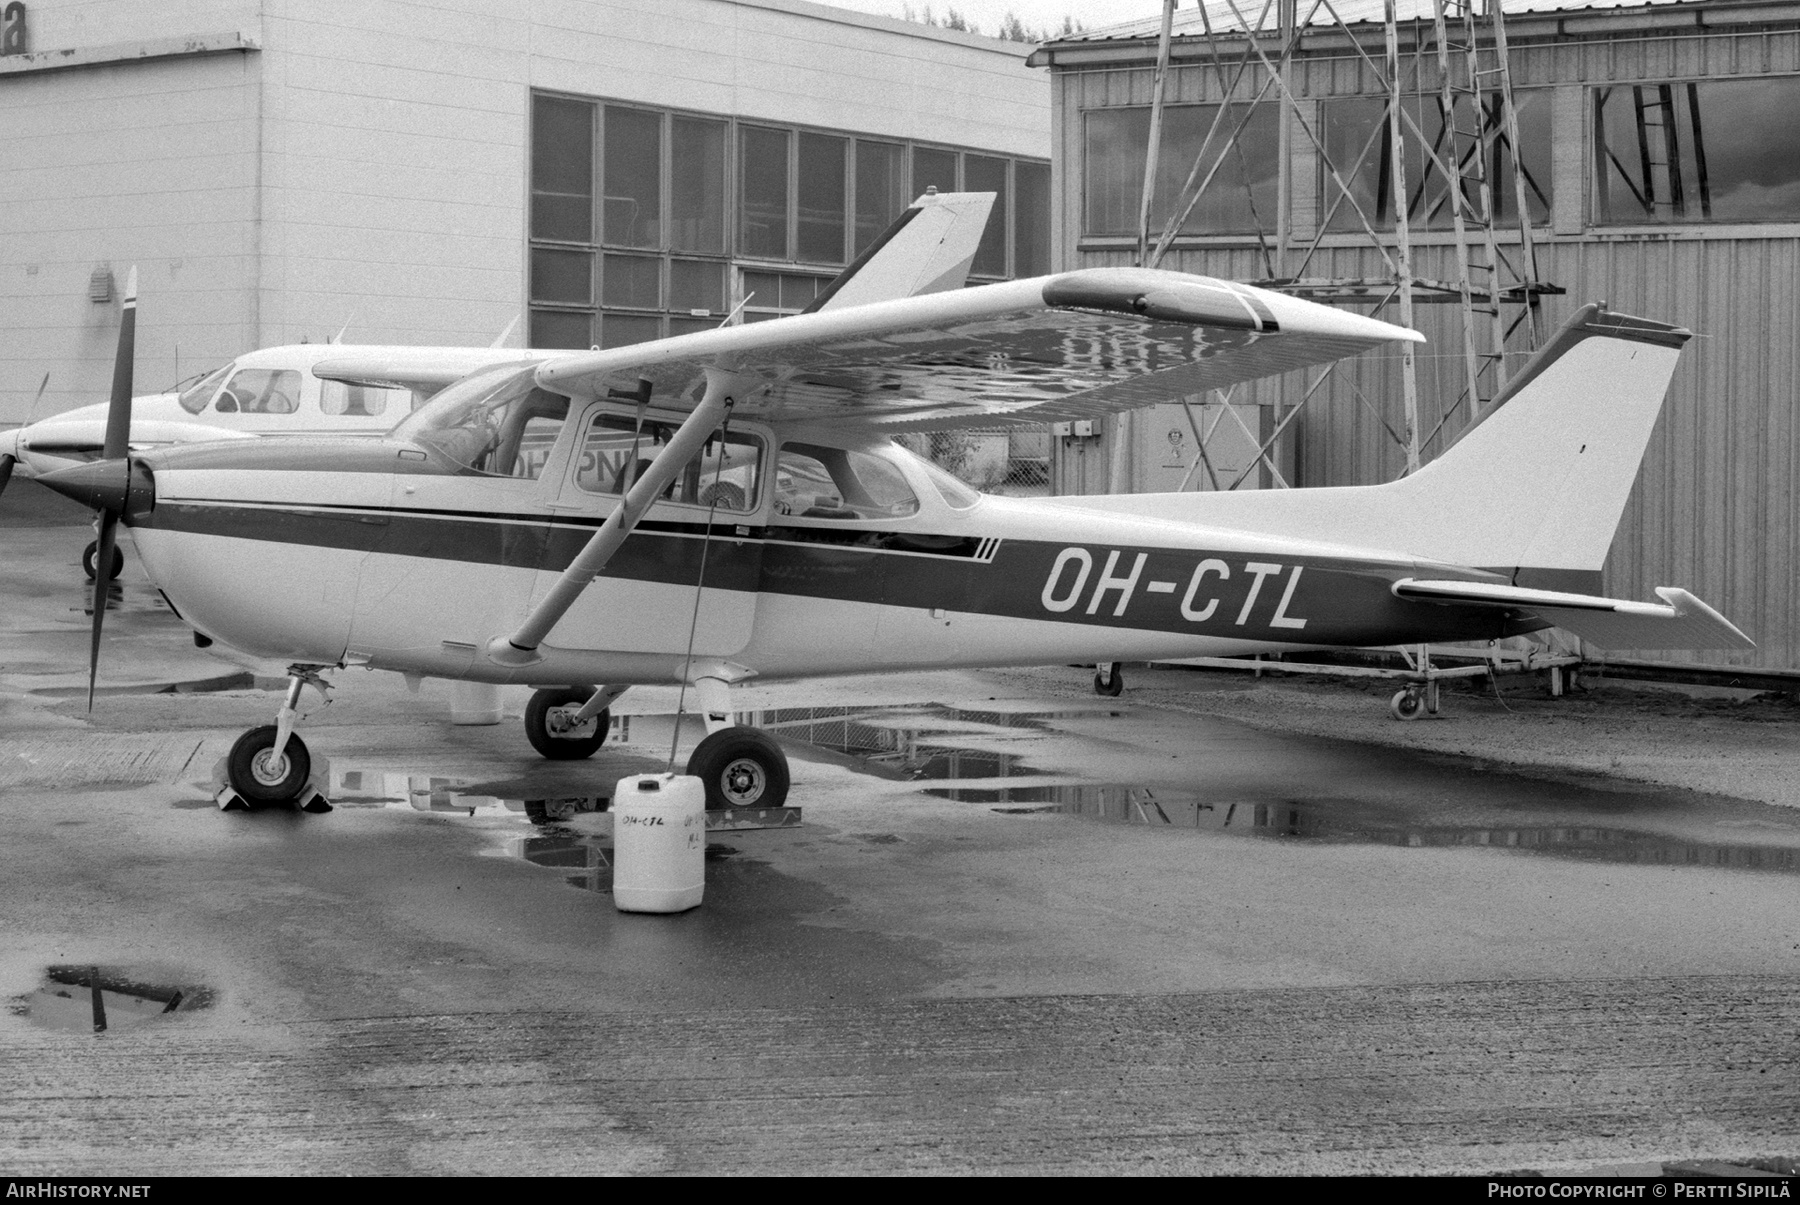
left=86, top=268, right=137, bottom=710
left=0, top=373, right=47, bottom=499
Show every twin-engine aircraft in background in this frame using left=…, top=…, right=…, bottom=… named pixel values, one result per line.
left=38, top=246, right=1751, bottom=814
left=4, top=190, right=998, bottom=577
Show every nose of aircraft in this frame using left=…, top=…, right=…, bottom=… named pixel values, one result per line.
left=36, top=457, right=154, bottom=518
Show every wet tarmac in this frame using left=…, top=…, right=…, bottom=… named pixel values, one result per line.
left=3, top=480, right=1799, bottom=1174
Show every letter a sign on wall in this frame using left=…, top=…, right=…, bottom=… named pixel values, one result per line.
left=1, top=4, right=27, bottom=56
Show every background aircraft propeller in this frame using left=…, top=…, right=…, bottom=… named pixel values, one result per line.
left=84, top=268, right=137, bottom=709
left=0, top=373, right=48, bottom=499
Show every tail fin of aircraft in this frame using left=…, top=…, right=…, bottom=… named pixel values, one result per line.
left=803, top=191, right=996, bottom=313
left=1060, top=304, right=1691, bottom=592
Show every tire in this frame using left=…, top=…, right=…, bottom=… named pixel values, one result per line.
left=1389, top=689, right=1425, bottom=721
left=686, top=727, right=790, bottom=811
left=525, top=687, right=608, bottom=759
left=1094, top=663, right=1125, bottom=697
left=82, top=540, right=124, bottom=582
left=227, top=726, right=312, bottom=804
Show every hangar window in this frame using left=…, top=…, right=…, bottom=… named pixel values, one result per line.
left=1083, top=104, right=1280, bottom=237
left=1594, top=77, right=1800, bottom=224
left=527, top=92, right=1050, bottom=347
left=1319, top=91, right=1551, bottom=231
left=573, top=413, right=763, bottom=512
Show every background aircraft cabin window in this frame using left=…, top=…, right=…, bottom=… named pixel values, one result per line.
left=1084, top=105, right=1280, bottom=237
left=855, top=140, right=907, bottom=254
left=393, top=369, right=568, bottom=479
left=1594, top=77, right=1800, bottom=224
left=670, top=116, right=727, bottom=253
left=216, top=369, right=301, bottom=414
left=604, top=106, right=662, bottom=248
left=573, top=414, right=763, bottom=512
left=176, top=365, right=230, bottom=414
left=797, top=133, right=848, bottom=264
left=741, top=126, right=791, bottom=259
left=319, top=381, right=406, bottom=418
left=531, top=95, right=594, bottom=243
left=776, top=443, right=920, bottom=520
left=1319, top=91, right=1551, bottom=230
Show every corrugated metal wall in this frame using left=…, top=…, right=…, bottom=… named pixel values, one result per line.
left=1051, top=13, right=1800, bottom=668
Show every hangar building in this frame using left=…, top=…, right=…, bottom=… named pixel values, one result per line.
left=1, top=0, right=1050, bottom=420
left=1032, top=0, right=1800, bottom=671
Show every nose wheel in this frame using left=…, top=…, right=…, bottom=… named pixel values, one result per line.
left=82, top=538, right=124, bottom=582
left=223, top=665, right=331, bottom=808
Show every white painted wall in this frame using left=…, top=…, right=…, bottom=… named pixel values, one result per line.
left=1, top=0, right=1049, bottom=423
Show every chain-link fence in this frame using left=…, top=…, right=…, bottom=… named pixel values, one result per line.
left=896, top=426, right=1053, bottom=497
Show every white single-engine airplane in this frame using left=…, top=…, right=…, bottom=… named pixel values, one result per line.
left=39, top=255, right=1751, bottom=813
left=5, top=190, right=997, bottom=579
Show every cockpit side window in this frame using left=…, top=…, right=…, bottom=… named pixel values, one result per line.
left=574, top=413, right=763, bottom=513
left=216, top=369, right=303, bottom=415
left=176, top=366, right=230, bottom=415
left=775, top=442, right=920, bottom=520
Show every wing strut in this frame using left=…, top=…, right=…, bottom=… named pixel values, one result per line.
left=484, top=368, right=746, bottom=667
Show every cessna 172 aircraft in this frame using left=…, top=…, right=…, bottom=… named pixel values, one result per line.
left=4, top=190, right=997, bottom=577
left=38, top=255, right=1751, bottom=814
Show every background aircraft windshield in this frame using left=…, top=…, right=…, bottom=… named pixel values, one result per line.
left=390, top=366, right=570, bottom=478
left=176, top=366, right=231, bottom=414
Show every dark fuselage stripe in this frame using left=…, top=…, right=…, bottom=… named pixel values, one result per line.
left=135, top=500, right=1530, bottom=645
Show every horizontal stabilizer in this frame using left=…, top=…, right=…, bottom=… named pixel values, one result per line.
left=1393, top=579, right=1754, bottom=650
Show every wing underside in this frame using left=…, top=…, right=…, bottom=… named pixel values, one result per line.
left=1394, top=579, right=1754, bottom=650
left=533, top=269, right=1422, bottom=429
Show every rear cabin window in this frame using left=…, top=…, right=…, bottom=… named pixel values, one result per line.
left=320, top=381, right=409, bottom=417
left=775, top=443, right=919, bottom=520
left=216, top=369, right=302, bottom=415
left=574, top=413, right=763, bottom=513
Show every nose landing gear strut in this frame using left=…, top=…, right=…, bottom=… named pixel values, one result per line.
left=221, top=665, right=333, bottom=810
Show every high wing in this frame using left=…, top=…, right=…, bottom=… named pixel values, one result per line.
left=533, top=267, right=1423, bottom=430
left=310, top=346, right=546, bottom=393
left=1393, top=579, right=1754, bottom=650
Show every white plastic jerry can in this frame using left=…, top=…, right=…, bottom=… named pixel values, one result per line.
left=612, top=773, right=706, bottom=913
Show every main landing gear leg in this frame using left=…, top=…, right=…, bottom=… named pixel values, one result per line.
left=1094, top=662, right=1125, bottom=697
left=225, top=665, right=332, bottom=808
left=684, top=676, right=789, bottom=811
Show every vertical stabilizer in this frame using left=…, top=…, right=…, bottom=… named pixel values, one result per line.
left=804, top=192, right=996, bottom=313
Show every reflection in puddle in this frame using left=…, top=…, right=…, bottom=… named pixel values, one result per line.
left=14, top=966, right=213, bottom=1034
left=942, top=783, right=1800, bottom=875
left=750, top=704, right=1089, bottom=779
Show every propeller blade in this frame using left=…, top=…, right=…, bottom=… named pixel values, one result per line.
left=102, top=267, right=137, bottom=462
left=0, top=455, right=13, bottom=499
left=28, top=372, right=49, bottom=422
left=87, top=511, right=119, bottom=711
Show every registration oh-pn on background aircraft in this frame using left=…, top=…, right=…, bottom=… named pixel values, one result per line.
left=37, top=244, right=1751, bottom=814
left=5, top=189, right=999, bottom=579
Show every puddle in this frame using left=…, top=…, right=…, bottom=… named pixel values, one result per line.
left=13, top=966, right=213, bottom=1034
left=951, top=784, right=1800, bottom=875
left=749, top=704, right=1092, bottom=779
left=510, top=831, right=740, bottom=894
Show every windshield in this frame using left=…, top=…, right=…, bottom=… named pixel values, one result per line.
left=176, top=366, right=230, bottom=415
left=388, top=364, right=570, bottom=478
left=895, top=441, right=983, bottom=509
left=775, top=442, right=919, bottom=520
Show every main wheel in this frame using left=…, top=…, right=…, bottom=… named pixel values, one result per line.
left=525, top=687, right=608, bottom=759
left=227, top=726, right=312, bottom=804
left=1389, top=688, right=1425, bottom=721
left=82, top=539, right=124, bottom=582
left=686, top=727, right=789, bottom=811
left=1094, top=663, right=1125, bottom=697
